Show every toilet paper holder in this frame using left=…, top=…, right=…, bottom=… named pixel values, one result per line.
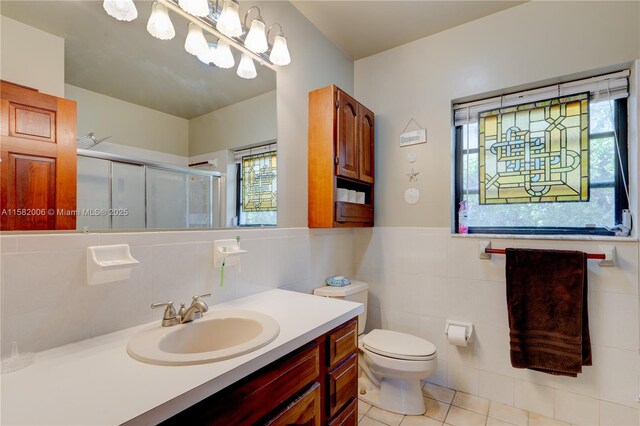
left=445, top=320, right=474, bottom=344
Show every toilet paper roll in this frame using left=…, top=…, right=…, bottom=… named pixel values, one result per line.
left=337, top=188, right=348, bottom=202
left=348, top=190, right=357, bottom=203
left=356, top=192, right=365, bottom=204
left=447, top=325, right=468, bottom=347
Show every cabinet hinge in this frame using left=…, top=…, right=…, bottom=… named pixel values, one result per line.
left=336, top=99, right=339, bottom=109
left=335, top=156, right=339, bottom=165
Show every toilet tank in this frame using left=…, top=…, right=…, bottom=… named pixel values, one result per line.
left=313, top=281, right=368, bottom=335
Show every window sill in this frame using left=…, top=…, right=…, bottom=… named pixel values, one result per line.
left=450, top=233, right=637, bottom=242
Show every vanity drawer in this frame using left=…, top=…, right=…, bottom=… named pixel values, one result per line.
left=328, top=318, right=358, bottom=367
left=327, top=353, right=358, bottom=418
left=162, top=342, right=320, bottom=425
left=328, top=397, right=357, bottom=426
left=264, top=382, right=321, bottom=426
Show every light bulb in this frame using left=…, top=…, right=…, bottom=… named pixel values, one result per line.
left=178, top=0, right=209, bottom=17
left=103, top=0, right=137, bottom=21
left=244, top=18, right=268, bottom=53
left=269, top=34, right=291, bottom=66
left=237, top=53, right=257, bottom=79
left=217, top=0, right=242, bottom=38
left=212, top=39, right=234, bottom=69
left=184, top=23, right=209, bottom=56
left=197, top=43, right=217, bottom=65
left=147, top=2, right=175, bottom=40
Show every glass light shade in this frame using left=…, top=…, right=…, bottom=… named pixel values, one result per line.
left=184, top=23, right=209, bottom=56
left=103, top=0, right=137, bottom=21
left=197, top=43, right=217, bottom=65
left=147, top=2, right=175, bottom=40
left=244, top=19, right=268, bottom=53
left=178, top=0, right=209, bottom=17
left=237, top=53, right=257, bottom=79
left=212, top=40, right=234, bottom=68
left=217, top=0, right=242, bottom=38
left=269, top=34, right=291, bottom=66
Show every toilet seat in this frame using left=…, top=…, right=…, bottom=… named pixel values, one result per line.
left=361, top=329, right=437, bottom=361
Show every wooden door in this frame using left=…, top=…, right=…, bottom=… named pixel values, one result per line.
left=1, top=81, right=77, bottom=230
left=336, top=90, right=359, bottom=180
left=358, top=105, right=375, bottom=184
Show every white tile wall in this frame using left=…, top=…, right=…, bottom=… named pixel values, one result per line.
left=2, top=226, right=639, bottom=425
left=0, top=227, right=354, bottom=356
left=514, top=380, right=555, bottom=418
left=354, top=227, right=640, bottom=425
left=554, top=389, right=600, bottom=425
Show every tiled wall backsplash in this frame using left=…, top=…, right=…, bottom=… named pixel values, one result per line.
left=354, top=227, right=640, bottom=425
left=0, top=228, right=354, bottom=356
left=2, top=226, right=639, bottom=424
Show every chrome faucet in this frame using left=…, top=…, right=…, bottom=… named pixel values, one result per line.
left=178, top=293, right=211, bottom=323
left=151, top=293, right=212, bottom=327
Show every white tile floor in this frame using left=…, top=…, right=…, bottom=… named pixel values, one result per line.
left=357, top=383, right=570, bottom=426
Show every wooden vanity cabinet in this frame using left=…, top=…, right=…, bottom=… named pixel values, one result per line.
left=162, top=317, right=359, bottom=426
left=0, top=81, right=77, bottom=230
left=309, top=85, right=374, bottom=228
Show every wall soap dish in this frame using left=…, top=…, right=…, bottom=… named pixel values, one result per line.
left=87, top=244, right=140, bottom=285
left=213, top=238, right=247, bottom=268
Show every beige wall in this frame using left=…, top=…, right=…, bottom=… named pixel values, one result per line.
left=66, top=84, right=190, bottom=157
left=0, top=16, right=64, bottom=97
left=354, top=1, right=640, bottom=227
left=189, top=90, right=277, bottom=156
left=266, top=1, right=354, bottom=227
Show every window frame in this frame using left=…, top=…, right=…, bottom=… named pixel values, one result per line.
left=235, top=148, right=278, bottom=227
left=453, top=98, right=629, bottom=236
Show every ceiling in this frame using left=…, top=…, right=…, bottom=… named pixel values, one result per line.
left=2, top=1, right=526, bottom=118
left=1, top=1, right=276, bottom=119
left=292, top=1, right=526, bottom=60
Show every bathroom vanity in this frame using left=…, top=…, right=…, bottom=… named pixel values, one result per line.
left=0, top=290, right=363, bottom=425
left=163, top=317, right=358, bottom=425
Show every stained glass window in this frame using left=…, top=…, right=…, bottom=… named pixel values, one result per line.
left=241, top=151, right=277, bottom=212
left=478, top=93, right=589, bottom=205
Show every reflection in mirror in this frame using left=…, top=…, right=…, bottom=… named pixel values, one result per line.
left=0, top=0, right=277, bottom=231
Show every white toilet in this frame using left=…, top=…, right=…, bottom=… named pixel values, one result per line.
left=314, top=281, right=437, bottom=415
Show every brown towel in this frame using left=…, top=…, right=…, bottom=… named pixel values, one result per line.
left=506, top=248, right=591, bottom=377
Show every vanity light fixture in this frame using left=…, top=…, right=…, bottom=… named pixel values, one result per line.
left=197, top=42, right=217, bottom=65
left=268, top=24, right=291, bottom=66
left=147, top=2, right=175, bottom=40
left=213, top=39, right=235, bottom=68
left=237, top=53, right=257, bottom=79
left=243, top=7, right=268, bottom=54
left=184, top=22, right=209, bottom=56
left=103, top=0, right=137, bottom=21
left=103, top=0, right=291, bottom=79
left=217, top=0, right=242, bottom=38
left=178, top=0, right=209, bottom=17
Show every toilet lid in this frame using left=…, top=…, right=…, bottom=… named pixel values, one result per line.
left=362, top=329, right=437, bottom=361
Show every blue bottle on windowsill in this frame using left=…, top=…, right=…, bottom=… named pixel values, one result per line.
left=458, top=200, right=469, bottom=234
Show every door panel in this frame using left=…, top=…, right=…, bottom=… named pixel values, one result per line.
left=358, top=105, right=374, bottom=184
left=336, top=90, right=359, bottom=180
left=0, top=82, right=77, bottom=230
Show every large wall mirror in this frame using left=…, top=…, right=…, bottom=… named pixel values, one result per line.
left=1, top=0, right=277, bottom=231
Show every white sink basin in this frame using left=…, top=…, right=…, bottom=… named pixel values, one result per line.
left=127, top=309, right=280, bottom=365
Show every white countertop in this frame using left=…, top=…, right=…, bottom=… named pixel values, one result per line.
left=1, top=289, right=363, bottom=426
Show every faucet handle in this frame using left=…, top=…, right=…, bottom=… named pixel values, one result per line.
left=193, top=293, right=211, bottom=302
left=192, top=293, right=211, bottom=310
left=151, top=301, right=180, bottom=327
